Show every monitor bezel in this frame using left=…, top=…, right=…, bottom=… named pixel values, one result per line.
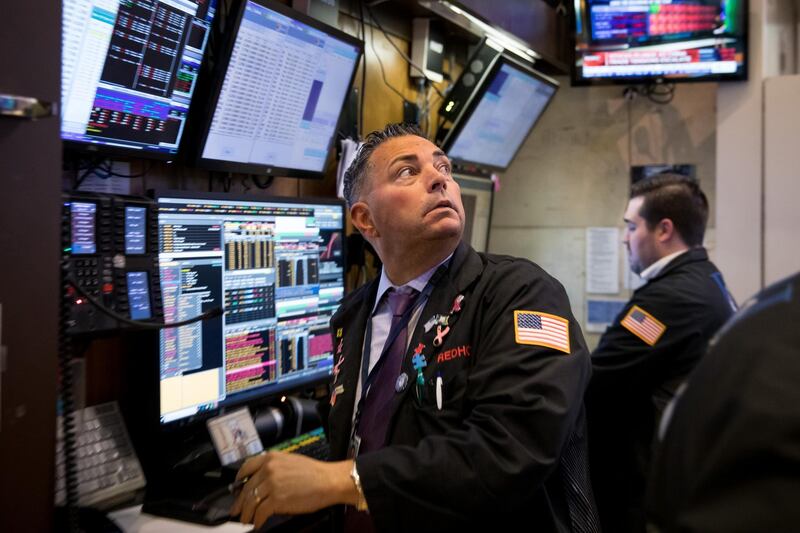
left=439, top=54, right=559, bottom=173
left=152, top=189, right=347, bottom=430
left=569, top=0, right=749, bottom=86
left=192, top=0, right=364, bottom=179
left=61, top=1, right=217, bottom=161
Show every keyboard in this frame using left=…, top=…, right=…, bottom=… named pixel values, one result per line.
left=142, top=427, right=330, bottom=526
left=269, top=427, right=330, bottom=460
left=55, top=401, right=146, bottom=507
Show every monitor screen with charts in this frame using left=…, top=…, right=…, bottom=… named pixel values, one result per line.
left=442, top=57, right=558, bottom=172
left=156, top=192, right=345, bottom=425
left=61, top=0, right=216, bottom=157
left=197, top=0, right=363, bottom=178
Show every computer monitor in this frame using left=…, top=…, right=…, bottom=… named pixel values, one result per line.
left=439, top=56, right=558, bottom=172
left=195, top=0, right=363, bottom=178
left=155, top=192, right=345, bottom=426
left=573, top=0, right=748, bottom=84
left=453, top=174, right=494, bottom=253
left=61, top=0, right=216, bottom=158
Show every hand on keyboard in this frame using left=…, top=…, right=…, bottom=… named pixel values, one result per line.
left=230, top=452, right=354, bottom=529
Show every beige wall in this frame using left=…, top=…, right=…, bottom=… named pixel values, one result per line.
left=488, top=78, right=717, bottom=348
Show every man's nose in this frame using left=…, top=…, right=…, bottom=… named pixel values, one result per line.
left=428, top=167, right=449, bottom=193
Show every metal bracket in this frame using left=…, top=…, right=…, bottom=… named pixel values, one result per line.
left=0, top=93, right=58, bottom=120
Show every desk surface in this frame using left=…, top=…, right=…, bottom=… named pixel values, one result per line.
left=109, top=505, right=252, bottom=533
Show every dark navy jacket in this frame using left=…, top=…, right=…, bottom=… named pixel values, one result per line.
left=588, top=247, right=735, bottom=533
left=322, top=241, right=597, bottom=532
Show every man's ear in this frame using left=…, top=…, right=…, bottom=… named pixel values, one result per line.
left=657, top=218, right=675, bottom=243
left=351, top=202, right=379, bottom=239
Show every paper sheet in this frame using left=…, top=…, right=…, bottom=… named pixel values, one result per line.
left=586, top=227, right=620, bottom=294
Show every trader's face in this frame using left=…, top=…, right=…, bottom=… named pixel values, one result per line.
left=623, top=196, right=659, bottom=275
left=356, top=135, right=464, bottom=249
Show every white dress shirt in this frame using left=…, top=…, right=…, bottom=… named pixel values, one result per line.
left=639, top=249, right=689, bottom=281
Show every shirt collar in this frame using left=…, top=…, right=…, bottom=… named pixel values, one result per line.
left=639, top=248, right=689, bottom=281
left=371, top=253, right=453, bottom=315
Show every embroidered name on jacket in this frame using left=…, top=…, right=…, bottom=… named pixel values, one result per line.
left=437, top=345, right=471, bottom=363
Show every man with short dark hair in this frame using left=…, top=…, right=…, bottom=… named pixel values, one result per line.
left=587, top=174, right=737, bottom=533
left=230, top=123, right=599, bottom=532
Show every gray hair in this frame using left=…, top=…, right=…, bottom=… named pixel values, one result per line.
left=343, top=123, right=426, bottom=208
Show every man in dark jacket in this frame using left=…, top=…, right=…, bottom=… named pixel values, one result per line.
left=647, top=272, right=800, bottom=532
left=588, top=174, right=736, bottom=533
left=230, top=123, right=599, bottom=532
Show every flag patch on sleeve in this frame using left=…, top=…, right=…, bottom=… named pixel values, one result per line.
left=514, top=310, right=570, bottom=354
left=620, top=305, right=666, bottom=346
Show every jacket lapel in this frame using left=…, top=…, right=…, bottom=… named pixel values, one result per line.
left=327, top=280, right=378, bottom=459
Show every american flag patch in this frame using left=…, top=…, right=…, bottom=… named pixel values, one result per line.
left=620, top=305, right=666, bottom=346
left=514, top=310, right=570, bottom=354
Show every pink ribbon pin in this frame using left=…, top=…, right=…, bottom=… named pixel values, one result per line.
left=433, top=325, right=450, bottom=346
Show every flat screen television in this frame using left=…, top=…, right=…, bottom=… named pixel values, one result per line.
left=195, top=0, right=363, bottom=178
left=573, top=0, right=748, bottom=84
left=155, top=191, right=345, bottom=426
left=438, top=56, right=558, bottom=172
left=61, top=0, right=216, bottom=158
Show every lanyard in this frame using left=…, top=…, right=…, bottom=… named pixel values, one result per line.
left=358, top=265, right=447, bottom=395
left=350, top=265, right=448, bottom=450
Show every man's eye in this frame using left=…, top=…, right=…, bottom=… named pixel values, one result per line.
left=398, top=167, right=414, bottom=177
left=439, top=164, right=451, bottom=174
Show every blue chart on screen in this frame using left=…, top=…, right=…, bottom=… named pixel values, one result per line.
left=447, top=63, right=556, bottom=170
left=199, top=0, right=361, bottom=174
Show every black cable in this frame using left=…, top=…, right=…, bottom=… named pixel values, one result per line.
left=221, top=172, right=233, bottom=192
left=643, top=81, right=675, bottom=105
left=58, top=259, right=81, bottom=533
left=96, top=160, right=155, bottom=178
left=366, top=12, right=411, bottom=104
left=74, top=164, right=109, bottom=190
left=624, top=86, right=635, bottom=171
left=252, top=175, right=274, bottom=189
left=66, top=278, right=225, bottom=330
left=364, top=3, right=446, bottom=101
left=73, top=159, right=154, bottom=189
left=359, top=0, right=367, bottom=137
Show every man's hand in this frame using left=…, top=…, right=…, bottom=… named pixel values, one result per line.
left=230, top=452, right=358, bottom=528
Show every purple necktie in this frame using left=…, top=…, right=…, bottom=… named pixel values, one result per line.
left=357, top=287, right=419, bottom=453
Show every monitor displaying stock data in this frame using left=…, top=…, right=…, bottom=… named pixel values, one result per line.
left=444, top=58, right=558, bottom=171
left=61, top=0, right=216, bottom=157
left=197, top=0, right=362, bottom=177
left=156, top=192, right=345, bottom=424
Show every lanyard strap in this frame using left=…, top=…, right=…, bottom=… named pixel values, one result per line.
left=358, top=265, right=447, bottom=394
left=351, top=265, right=448, bottom=445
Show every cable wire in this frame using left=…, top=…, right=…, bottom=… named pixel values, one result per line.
left=359, top=0, right=367, bottom=137
left=366, top=14, right=411, bottom=104
left=66, top=278, right=225, bottom=331
left=643, top=81, right=675, bottom=104
left=58, top=259, right=81, bottom=533
left=364, top=3, right=446, bottom=100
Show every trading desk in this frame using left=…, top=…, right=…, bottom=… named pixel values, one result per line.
left=109, top=505, right=251, bottom=532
